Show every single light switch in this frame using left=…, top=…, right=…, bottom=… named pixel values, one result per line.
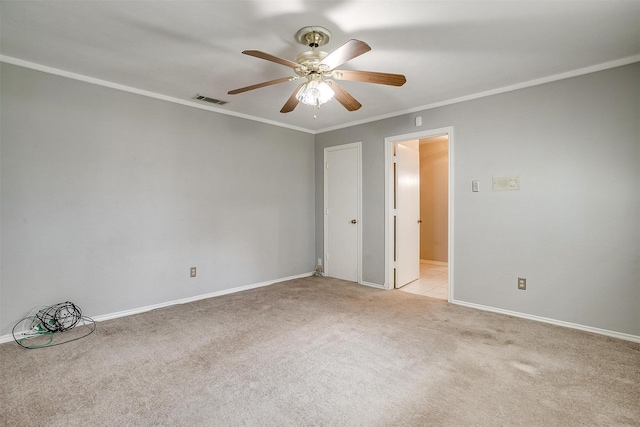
left=472, top=180, right=479, bottom=192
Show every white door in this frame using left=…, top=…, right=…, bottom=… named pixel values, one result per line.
left=395, top=142, right=420, bottom=288
left=325, top=143, right=360, bottom=282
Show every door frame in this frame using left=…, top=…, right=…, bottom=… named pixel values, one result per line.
left=384, top=127, right=454, bottom=301
left=324, top=142, right=362, bottom=283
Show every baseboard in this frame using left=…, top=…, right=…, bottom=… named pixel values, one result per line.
left=0, top=272, right=313, bottom=345
left=359, top=281, right=385, bottom=290
left=420, top=259, right=448, bottom=266
left=451, top=299, right=640, bottom=344
left=5, top=276, right=635, bottom=345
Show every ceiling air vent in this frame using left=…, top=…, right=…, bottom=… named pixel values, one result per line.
left=192, top=94, right=228, bottom=105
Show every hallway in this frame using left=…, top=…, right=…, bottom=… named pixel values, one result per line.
left=399, top=260, right=448, bottom=300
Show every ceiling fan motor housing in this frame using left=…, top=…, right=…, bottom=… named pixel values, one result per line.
left=294, top=50, right=330, bottom=76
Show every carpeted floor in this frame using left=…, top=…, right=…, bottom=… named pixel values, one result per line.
left=1, top=276, right=639, bottom=426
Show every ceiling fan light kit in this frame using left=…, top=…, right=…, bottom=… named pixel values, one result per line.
left=227, top=26, right=407, bottom=117
left=295, top=77, right=334, bottom=107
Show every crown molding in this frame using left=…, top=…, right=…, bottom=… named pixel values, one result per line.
left=0, top=55, right=315, bottom=134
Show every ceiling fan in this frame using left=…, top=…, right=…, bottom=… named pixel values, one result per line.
left=228, top=26, right=407, bottom=115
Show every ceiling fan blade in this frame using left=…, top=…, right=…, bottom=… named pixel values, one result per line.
left=280, top=82, right=305, bottom=113
left=320, top=39, right=371, bottom=70
left=329, top=81, right=362, bottom=111
left=334, top=70, right=406, bottom=87
left=242, top=50, right=301, bottom=69
left=228, top=77, right=295, bottom=95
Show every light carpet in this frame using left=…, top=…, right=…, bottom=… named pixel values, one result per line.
left=1, top=276, right=638, bottom=426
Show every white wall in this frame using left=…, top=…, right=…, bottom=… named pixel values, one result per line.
left=0, top=63, right=316, bottom=335
left=316, top=63, right=640, bottom=336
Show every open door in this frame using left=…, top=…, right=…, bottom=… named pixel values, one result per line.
left=395, top=141, right=420, bottom=288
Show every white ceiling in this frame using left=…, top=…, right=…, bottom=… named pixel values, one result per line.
left=1, top=1, right=639, bottom=133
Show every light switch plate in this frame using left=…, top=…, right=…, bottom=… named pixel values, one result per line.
left=493, top=175, right=520, bottom=191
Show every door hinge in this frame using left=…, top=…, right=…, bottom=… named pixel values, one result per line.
left=393, top=155, right=398, bottom=163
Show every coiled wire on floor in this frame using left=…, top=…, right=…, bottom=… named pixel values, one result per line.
left=12, top=301, right=96, bottom=349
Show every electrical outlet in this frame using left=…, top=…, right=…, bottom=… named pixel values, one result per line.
left=190, top=267, right=197, bottom=278
left=472, top=180, right=479, bottom=192
left=518, top=277, right=526, bottom=290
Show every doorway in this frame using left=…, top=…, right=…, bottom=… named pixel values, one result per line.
left=385, top=127, right=453, bottom=301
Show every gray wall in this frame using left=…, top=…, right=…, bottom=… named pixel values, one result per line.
left=1, top=63, right=315, bottom=335
left=2, top=61, right=638, bottom=339
left=316, top=63, right=640, bottom=336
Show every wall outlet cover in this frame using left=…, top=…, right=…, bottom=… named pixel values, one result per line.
left=518, top=277, right=526, bottom=290
left=493, top=175, right=520, bottom=191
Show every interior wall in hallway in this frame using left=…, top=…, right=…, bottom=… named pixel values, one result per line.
left=419, top=138, right=448, bottom=262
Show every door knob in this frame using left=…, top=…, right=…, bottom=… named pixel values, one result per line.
left=351, top=219, right=357, bottom=224
left=417, top=220, right=422, bottom=224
